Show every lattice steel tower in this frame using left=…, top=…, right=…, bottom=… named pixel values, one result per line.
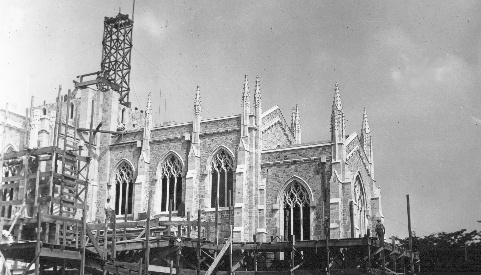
left=101, top=13, right=134, bottom=105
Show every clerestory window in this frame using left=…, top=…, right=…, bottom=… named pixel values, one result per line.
left=159, top=155, right=183, bottom=212
left=211, top=149, right=234, bottom=208
left=114, top=162, right=134, bottom=216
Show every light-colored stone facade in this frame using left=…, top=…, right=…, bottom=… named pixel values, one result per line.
left=0, top=78, right=383, bottom=242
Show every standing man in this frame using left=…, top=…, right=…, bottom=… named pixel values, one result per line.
left=375, top=218, right=385, bottom=246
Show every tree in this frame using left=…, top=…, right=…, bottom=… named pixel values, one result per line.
left=399, top=229, right=481, bottom=272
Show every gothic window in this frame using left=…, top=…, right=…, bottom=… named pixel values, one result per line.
left=42, top=108, right=47, bottom=116
left=283, top=181, right=310, bottom=241
left=121, top=108, right=125, bottom=123
left=114, top=162, right=134, bottom=216
left=353, top=176, right=367, bottom=237
left=211, top=149, right=234, bottom=208
left=159, top=155, right=183, bottom=212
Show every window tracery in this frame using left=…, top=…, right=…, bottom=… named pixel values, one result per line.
left=159, top=155, right=183, bottom=212
left=115, top=162, right=134, bottom=216
left=283, top=181, right=310, bottom=241
left=211, top=149, right=234, bottom=207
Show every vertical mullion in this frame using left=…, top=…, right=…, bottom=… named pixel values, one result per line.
left=217, top=171, right=220, bottom=207
left=173, top=176, right=177, bottom=211
left=165, top=175, right=170, bottom=213
left=300, top=204, right=303, bottom=240
left=290, top=205, right=293, bottom=239
left=224, top=169, right=227, bottom=207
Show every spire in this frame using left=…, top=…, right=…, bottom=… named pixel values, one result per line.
left=194, top=86, right=202, bottom=116
left=362, top=108, right=370, bottom=134
left=254, top=76, right=261, bottom=108
left=331, top=82, right=346, bottom=164
left=333, top=82, right=342, bottom=111
left=142, top=93, right=152, bottom=164
left=361, top=108, right=374, bottom=177
left=242, top=75, right=250, bottom=107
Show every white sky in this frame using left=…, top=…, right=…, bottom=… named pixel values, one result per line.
left=1, top=0, right=480, bottom=238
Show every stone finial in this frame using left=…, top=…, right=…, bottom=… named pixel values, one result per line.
left=254, top=76, right=261, bottom=108
left=194, top=86, right=202, bottom=116
left=145, top=92, right=153, bottom=129
left=242, top=75, right=250, bottom=107
left=293, top=104, right=301, bottom=143
left=333, top=82, right=342, bottom=111
left=291, top=107, right=296, bottom=130
left=362, top=108, right=370, bottom=134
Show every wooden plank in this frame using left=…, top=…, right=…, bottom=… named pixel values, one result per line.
left=40, top=247, right=81, bottom=260
left=3, top=146, right=57, bottom=160
left=2, top=171, right=52, bottom=183
left=149, top=265, right=176, bottom=274
left=0, top=200, right=23, bottom=206
left=0, top=182, right=20, bottom=189
left=86, top=224, right=105, bottom=258
left=205, top=237, right=232, bottom=275
left=41, top=214, right=83, bottom=225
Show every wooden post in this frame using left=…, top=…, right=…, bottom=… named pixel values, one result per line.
left=206, top=217, right=211, bottom=242
left=349, top=201, right=354, bottom=238
left=145, top=188, right=152, bottom=274
left=0, top=103, right=8, bottom=213
left=228, top=190, right=233, bottom=275
left=112, top=212, right=116, bottom=262
left=407, top=195, right=414, bottom=275
left=321, top=158, right=330, bottom=275
left=80, top=99, right=94, bottom=275
left=187, top=212, right=191, bottom=238
left=290, top=235, right=295, bottom=275
left=197, top=209, right=201, bottom=275
left=35, top=172, right=41, bottom=275
left=367, top=237, right=371, bottom=269
left=168, top=199, right=173, bottom=236
left=215, top=197, right=219, bottom=246
left=392, top=236, right=397, bottom=273
left=177, top=224, right=181, bottom=275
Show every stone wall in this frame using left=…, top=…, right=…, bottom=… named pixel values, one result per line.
left=262, top=143, right=331, bottom=240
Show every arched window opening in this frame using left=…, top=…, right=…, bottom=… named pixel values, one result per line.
left=114, top=162, right=134, bottom=216
left=42, top=108, right=47, bottom=116
left=70, top=103, right=74, bottom=119
left=121, top=108, right=125, bottom=123
left=211, top=149, right=234, bottom=208
left=353, top=176, right=367, bottom=238
left=283, top=181, right=310, bottom=241
left=159, top=155, right=183, bottom=212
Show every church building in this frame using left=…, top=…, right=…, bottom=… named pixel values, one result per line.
left=0, top=76, right=383, bottom=242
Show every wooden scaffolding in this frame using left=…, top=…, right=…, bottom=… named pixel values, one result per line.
left=0, top=88, right=419, bottom=275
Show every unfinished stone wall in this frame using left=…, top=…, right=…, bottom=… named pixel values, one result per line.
left=262, top=143, right=331, bottom=240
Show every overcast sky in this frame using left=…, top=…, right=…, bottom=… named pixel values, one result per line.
left=1, top=0, right=480, bottom=238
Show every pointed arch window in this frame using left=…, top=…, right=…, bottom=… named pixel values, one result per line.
left=115, top=162, right=134, bottom=216
left=353, top=176, right=367, bottom=237
left=211, top=149, right=234, bottom=208
left=283, top=181, right=310, bottom=240
left=159, top=155, right=183, bottom=212
left=42, top=108, right=47, bottom=116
